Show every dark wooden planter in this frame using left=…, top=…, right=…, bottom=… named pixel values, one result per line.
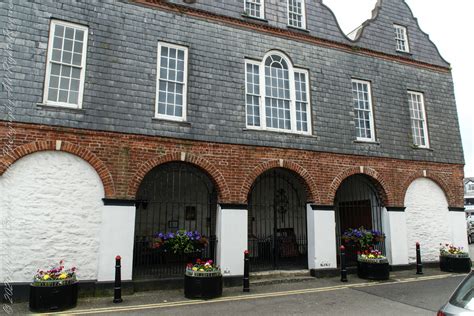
left=439, top=256, right=472, bottom=273
left=29, top=282, right=78, bottom=312
left=357, top=261, right=390, bottom=280
left=184, top=274, right=222, bottom=299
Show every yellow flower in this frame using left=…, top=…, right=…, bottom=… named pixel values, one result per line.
left=192, top=267, right=198, bottom=271
left=199, top=269, right=204, bottom=272
left=43, top=274, right=50, bottom=280
left=59, top=273, right=68, bottom=279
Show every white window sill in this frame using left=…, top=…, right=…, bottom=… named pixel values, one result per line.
left=353, top=139, right=380, bottom=145
left=36, top=103, right=85, bottom=112
left=396, top=49, right=412, bottom=55
left=287, top=25, right=309, bottom=33
left=241, top=14, right=268, bottom=23
left=411, top=145, right=433, bottom=151
left=243, top=127, right=317, bottom=138
left=152, top=117, right=191, bottom=127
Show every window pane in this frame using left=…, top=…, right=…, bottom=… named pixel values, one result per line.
left=53, top=36, right=62, bottom=49
left=55, top=25, right=64, bottom=37
left=75, top=29, right=84, bottom=42
left=69, top=91, right=78, bottom=104
left=73, top=41, right=83, bottom=53
left=52, top=49, right=62, bottom=62
left=65, top=27, right=74, bottom=39
left=70, top=79, right=80, bottom=91
left=60, top=77, right=70, bottom=90
left=48, top=88, right=58, bottom=101
left=62, top=51, right=72, bottom=64
left=64, top=39, right=73, bottom=52
left=58, top=90, right=68, bottom=102
left=72, top=53, right=82, bottom=66
left=49, top=75, right=59, bottom=89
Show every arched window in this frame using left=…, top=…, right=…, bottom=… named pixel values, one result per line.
left=245, top=51, right=311, bottom=134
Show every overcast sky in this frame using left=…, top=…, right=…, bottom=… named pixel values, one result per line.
left=323, top=0, right=473, bottom=177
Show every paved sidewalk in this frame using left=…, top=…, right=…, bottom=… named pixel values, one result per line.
left=10, top=267, right=464, bottom=315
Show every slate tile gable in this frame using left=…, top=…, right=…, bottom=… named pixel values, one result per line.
left=0, top=0, right=464, bottom=165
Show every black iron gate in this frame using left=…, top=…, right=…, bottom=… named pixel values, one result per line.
left=248, top=168, right=308, bottom=271
left=335, top=174, right=385, bottom=266
left=133, top=162, right=217, bottom=280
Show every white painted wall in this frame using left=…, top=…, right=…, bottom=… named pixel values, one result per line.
left=0, top=151, right=104, bottom=282
left=405, top=178, right=453, bottom=262
left=450, top=211, right=469, bottom=254
left=216, top=206, right=247, bottom=276
left=307, top=205, right=337, bottom=269
left=97, top=205, right=136, bottom=281
left=382, top=208, right=409, bottom=265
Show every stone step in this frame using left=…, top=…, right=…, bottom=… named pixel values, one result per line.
left=250, top=275, right=315, bottom=287
left=249, top=269, right=311, bottom=280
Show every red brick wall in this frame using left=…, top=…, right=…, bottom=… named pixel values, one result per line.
left=0, top=122, right=465, bottom=207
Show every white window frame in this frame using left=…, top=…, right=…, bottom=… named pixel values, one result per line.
left=245, top=51, right=312, bottom=135
left=408, top=91, right=430, bottom=148
left=468, top=183, right=474, bottom=192
left=352, top=79, right=376, bottom=142
left=43, top=20, right=88, bottom=109
left=244, top=0, right=265, bottom=19
left=287, top=0, right=306, bottom=29
left=155, top=42, right=188, bottom=122
left=245, top=59, right=261, bottom=128
left=394, top=24, right=410, bottom=53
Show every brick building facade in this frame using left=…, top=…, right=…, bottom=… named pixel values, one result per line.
left=0, top=0, right=466, bottom=292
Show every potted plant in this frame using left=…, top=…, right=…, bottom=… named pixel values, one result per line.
left=439, top=244, right=472, bottom=273
left=29, top=260, right=78, bottom=313
left=151, top=230, right=208, bottom=263
left=342, top=227, right=385, bottom=265
left=184, top=259, right=222, bottom=299
left=357, top=248, right=390, bottom=280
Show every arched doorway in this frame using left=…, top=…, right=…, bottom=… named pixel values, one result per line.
left=132, top=162, right=218, bottom=280
left=335, top=174, right=385, bottom=265
left=248, top=168, right=308, bottom=271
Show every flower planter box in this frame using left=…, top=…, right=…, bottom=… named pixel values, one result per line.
left=29, top=282, right=78, bottom=313
left=184, top=272, right=222, bottom=299
left=357, top=261, right=390, bottom=280
left=439, top=255, right=472, bottom=273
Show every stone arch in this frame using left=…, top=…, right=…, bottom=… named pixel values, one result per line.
left=0, top=140, right=115, bottom=197
left=400, top=171, right=454, bottom=206
left=240, top=160, right=320, bottom=204
left=128, top=152, right=230, bottom=202
left=328, top=166, right=391, bottom=206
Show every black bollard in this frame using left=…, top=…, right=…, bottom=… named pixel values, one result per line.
left=113, top=255, right=123, bottom=303
left=416, top=242, right=423, bottom=275
left=340, top=245, right=348, bottom=282
left=243, top=250, right=250, bottom=292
